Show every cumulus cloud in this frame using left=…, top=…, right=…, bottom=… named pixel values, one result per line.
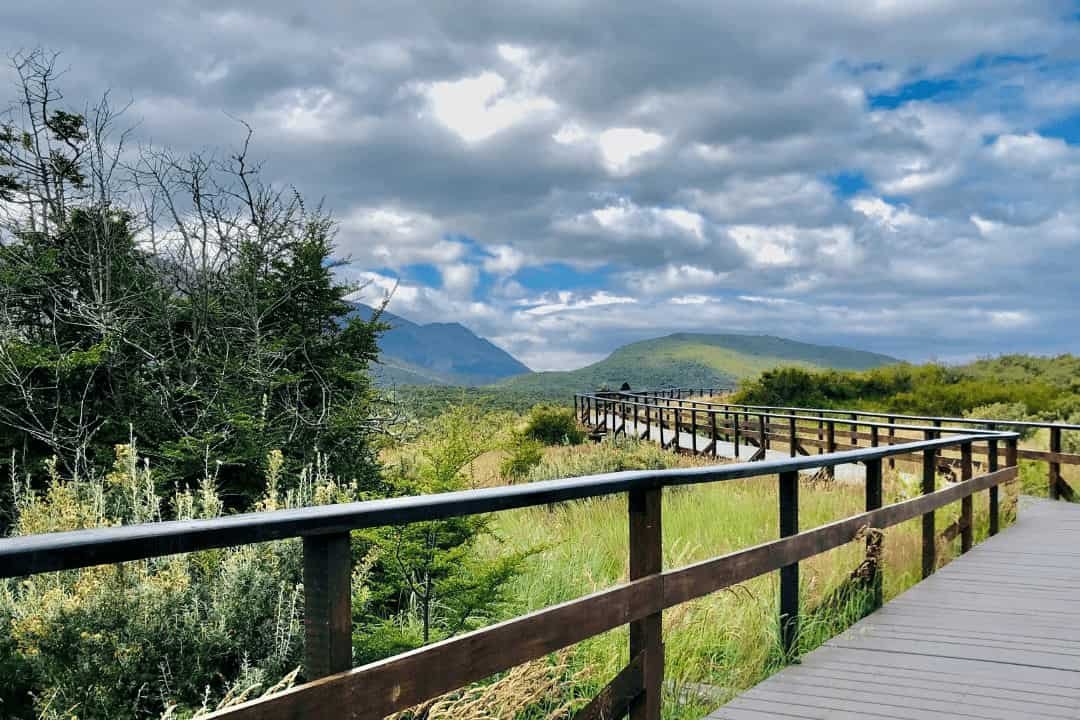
left=5, top=1, right=1080, bottom=367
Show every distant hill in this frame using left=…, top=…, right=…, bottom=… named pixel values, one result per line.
left=497, top=333, right=898, bottom=397
left=349, top=303, right=531, bottom=386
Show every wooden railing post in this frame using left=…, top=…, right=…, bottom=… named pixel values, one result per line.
left=691, top=408, right=698, bottom=454
left=850, top=413, right=858, bottom=448
left=887, top=416, right=896, bottom=469
left=629, top=488, right=663, bottom=720
left=789, top=415, right=797, bottom=458
left=960, top=442, right=973, bottom=554
left=758, top=414, right=767, bottom=456
left=710, top=411, right=718, bottom=457
left=779, top=470, right=799, bottom=657
left=922, top=430, right=937, bottom=579
left=988, top=427, right=999, bottom=536
left=865, top=457, right=883, bottom=609
left=733, top=413, right=741, bottom=459
left=826, top=420, right=836, bottom=479
left=644, top=404, right=651, bottom=440
left=817, top=415, right=823, bottom=455
left=673, top=405, right=681, bottom=451
left=1050, top=426, right=1062, bottom=500
left=303, top=532, right=353, bottom=680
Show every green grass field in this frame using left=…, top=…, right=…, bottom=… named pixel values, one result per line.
left=471, top=438, right=1019, bottom=718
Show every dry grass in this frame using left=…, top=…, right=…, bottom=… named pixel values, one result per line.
left=391, top=651, right=588, bottom=720
left=476, top=441, right=1020, bottom=718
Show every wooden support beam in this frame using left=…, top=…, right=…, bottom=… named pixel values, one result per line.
left=922, top=433, right=937, bottom=579
left=960, top=442, right=973, bottom=553
left=573, top=653, right=644, bottom=720
left=629, top=488, right=663, bottom=720
left=779, top=470, right=799, bottom=657
left=865, top=458, right=883, bottom=610
left=987, top=428, right=999, bottom=536
left=303, top=532, right=353, bottom=680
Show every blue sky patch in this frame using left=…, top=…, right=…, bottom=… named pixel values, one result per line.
left=1039, top=113, right=1080, bottom=145
left=827, top=170, right=870, bottom=197
left=868, top=76, right=979, bottom=109
left=514, top=262, right=612, bottom=291
left=402, top=263, right=442, bottom=288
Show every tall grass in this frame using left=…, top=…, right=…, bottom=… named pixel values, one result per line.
left=475, top=437, right=1019, bottom=718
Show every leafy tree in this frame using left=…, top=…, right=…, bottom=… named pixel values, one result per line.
left=355, top=406, right=532, bottom=655
left=500, top=433, right=544, bottom=481
left=0, top=50, right=386, bottom=511
left=523, top=404, right=585, bottom=445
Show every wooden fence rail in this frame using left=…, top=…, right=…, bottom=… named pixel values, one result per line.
left=1, top=397, right=1020, bottom=720
left=578, top=389, right=1080, bottom=498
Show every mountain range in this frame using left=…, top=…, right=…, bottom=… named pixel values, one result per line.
left=353, top=302, right=899, bottom=394
left=495, top=333, right=899, bottom=396
left=348, top=303, right=531, bottom=386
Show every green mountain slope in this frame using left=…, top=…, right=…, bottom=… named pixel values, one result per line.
left=348, top=303, right=531, bottom=386
left=497, top=333, right=898, bottom=397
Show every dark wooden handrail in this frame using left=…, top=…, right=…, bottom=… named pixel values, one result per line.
left=579, top=388, right=1080, bottom=499
left=0, top=395, right=1022, bottom=720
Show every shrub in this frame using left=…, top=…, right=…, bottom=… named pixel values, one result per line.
left=354, top=405, right=532, bottom=653
left=523, top=405, right=586, bottom=446
left=524, top=436, right=683, bottom=483
left=0, top=446, right=366, bottom=720
left=963, top=402, right=1038, bottom=439
left=500, top=436, right=544, bottom=482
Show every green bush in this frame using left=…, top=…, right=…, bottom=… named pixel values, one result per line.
left=500, top=436, right=544, bottom=482
left=523, top=405, right=586, bottom=446
left=524, top=436, right=681, bottom=483
left=0, top=446, right=322, bottom=719
left=963, top=402, right=1038, bottom=439
left=734, top=361, right=1073, bottom=419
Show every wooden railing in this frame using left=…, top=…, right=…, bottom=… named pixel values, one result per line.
left=0, top=415, right=1019, bottom=719
left=578, top=389, right=1080, bottom=499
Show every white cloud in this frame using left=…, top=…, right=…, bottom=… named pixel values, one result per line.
left=851, top=196, right=921, bottom=231
left=441, top=263, right=479, bottom=297
left=595, top=127, right=665, bottom=173
left=482, top=245, right=529, bottom=275
left=671, top=294, right=712, bottom=305
left=738, top=295, right=799, bottom=307
left=557, top=198, right=707, bottom=245
left=552, top=123, right=665, bottom=173
left=729, top=225, right=799, bottom=267
left=988, top=310, right=1032, bottom=329
left=14, top=1, right=1080, bottom=364
left=989, top=133, right=1069, bottom=166
left=620, top=264, right=731, bottom=295
left=339, top=206, right=464, bottom=267
left=419, top=70, right=556, bottom=143
left=519, top=290, right=637, bottom=316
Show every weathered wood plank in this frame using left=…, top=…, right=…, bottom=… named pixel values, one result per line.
left=205, top=576, right=664, bottom=720
left=572, top=653, right=644, bottom=720
left=709, top=498, right=1080, bottom=720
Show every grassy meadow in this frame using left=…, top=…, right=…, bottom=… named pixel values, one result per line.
left=383, top=425, right=1021, bottom=719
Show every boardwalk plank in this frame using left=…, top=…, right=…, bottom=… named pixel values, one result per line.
left=706, top=498, right=1080, bottom=719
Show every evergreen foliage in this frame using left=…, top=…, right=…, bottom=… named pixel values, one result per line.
left=0, top=50, right=385, bottom=511
left=734, top=358, right=1080, bottom=420
left=523, top=405, right=586, bottom=446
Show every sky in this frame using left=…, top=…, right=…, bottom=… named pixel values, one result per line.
left=3, top=2, right=1080, bottom=371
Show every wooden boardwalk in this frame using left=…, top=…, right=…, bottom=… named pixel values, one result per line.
left=602, top=412, right=868, bottom=482
left=710, top=497, right=1080, bottom=719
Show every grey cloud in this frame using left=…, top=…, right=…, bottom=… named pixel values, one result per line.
left=2, top=1, right=1079, bottom=366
